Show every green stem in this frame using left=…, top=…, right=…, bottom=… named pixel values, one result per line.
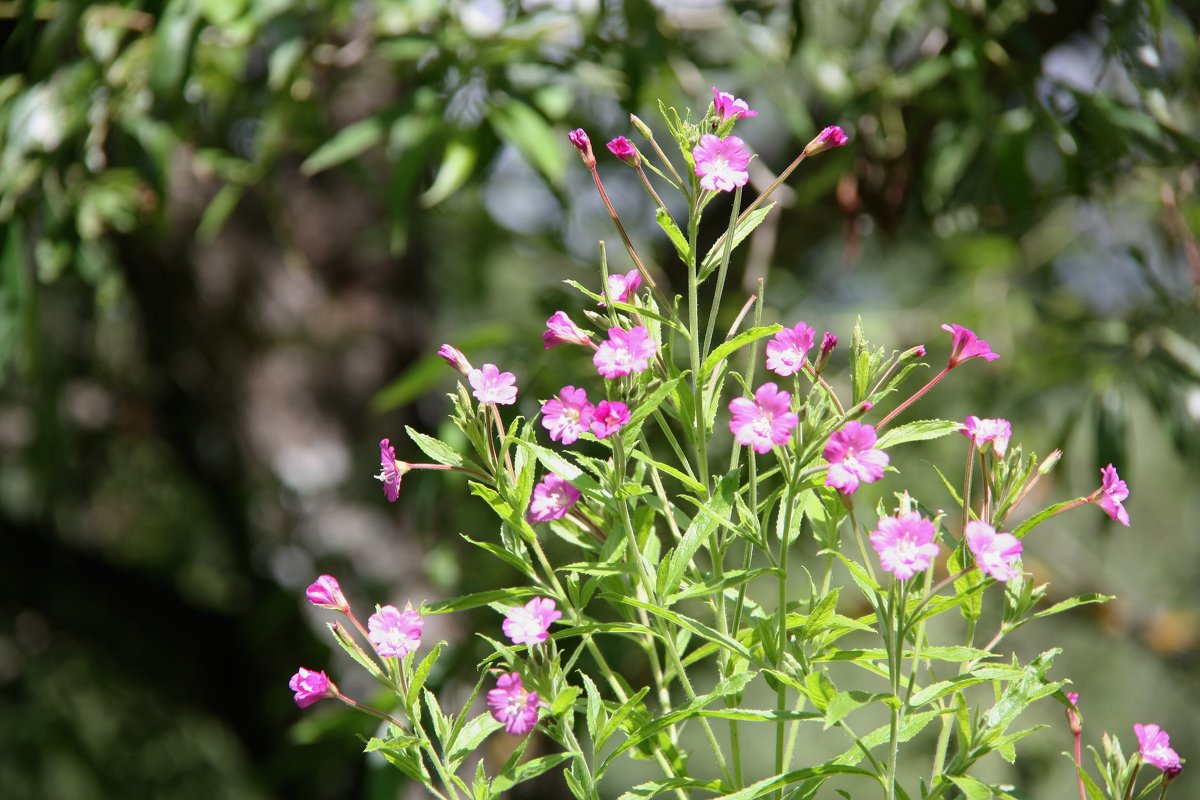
left=686, top=204, right=710, bottom=495
left=702, top=185, right=743, bottom=357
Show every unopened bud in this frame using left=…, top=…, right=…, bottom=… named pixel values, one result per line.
left=1065, top=692, right=1082, bottom=736
left=814, top=332, right=838, bottom=376
left=845, top=400, right=874, bottom=421
left=568, top=128, right=596, bottom=169
left=606, top=136, right=639, bottom=166
left=804, top=125, right=849, bottom=156
left=1038, top=449, right=1063, bottom=476
left=438, top=343, right=473, bottom=376
left=900, top=344, right=926, bottom=361
left=629, top=114, right=654, bottom=141
left=1165, top=763, right=1183, bottom=784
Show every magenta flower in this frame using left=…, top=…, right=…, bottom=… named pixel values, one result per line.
left=543, top=311, right=592, bottom=349
left=964, top=520, right=1023, bottom=582
left=568, top=128, right=595, bottom=167
left=606, top=136, right=639, bottom=165
left=693, top=134, right=750, bottom=192
left=803, top=125, right=849, bottom=155
left=540, top=386, right=595, bottom=445
left=869, top=511, right=939, bottom=580
left=367, top=604, right=423, bottom=659
left=527, top=473, right=580, bottom=523
left=824, top=421, right=889, bottom=494
left=600, top=269, right=642, bottom=306
left=1065, top=692, right=1082, bottom=735
left=487, top=672, right=541, bottom=736
left=941, top=323, right=999, bottom=368
left=961, top=416, right=1012, bottom=457
left=502, top=597, right=563, bottom=645
left=820, top=332, right=838, bottom=358
left=711, top=87, right=758, bottom=122
left=306, top=574, right=349, bottom=612
left=591, top=400, right=631, bottom=439
left=289, top=667, right=335, bottom=709
left=469, top=363, right=518, bottom=405
left=1094, top=463, right=1130, bottom=526
left=437, top=343, right=473, bottom=376
left=594, top=326, right=658, bottom=378
left=766, top=322, right=816, bottom=376
left=728, top=382, right=799, bottom=454
left=376, top=438, right=410, bottom=503
left=1135, top=723, right=1182, bottom=772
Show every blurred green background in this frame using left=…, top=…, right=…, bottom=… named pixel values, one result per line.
left=1, top=0, right=1198, bottom=797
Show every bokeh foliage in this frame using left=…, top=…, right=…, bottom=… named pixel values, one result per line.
left=1, top=0, right=1197, bottom=797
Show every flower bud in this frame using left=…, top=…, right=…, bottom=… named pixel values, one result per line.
left=804, top=125, right=849, bottom=156
left=568, top=128, right=596, bottom=169
left=814, top=332, right=838, bottom=376
left=606, top=136, right=639, bottom=167
left=845, top=400, right=874, bottom=421
left=437, top=343, right=473, bottom=376
left=629, top=114, right=653, bottom=141
left=306, top=574, right=349, bottom=612
left=899, top=344, right=926, bottom=361
left=1038, top=449, right=1063, bottom=476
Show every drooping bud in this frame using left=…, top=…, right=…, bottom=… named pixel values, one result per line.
left=437, top=343, right=473, bottom=376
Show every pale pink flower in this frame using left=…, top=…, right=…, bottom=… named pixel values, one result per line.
left=869, top=511, right=939, bottom=580
left=543, top=311, right=592, bottom=349
left=487, top=672, right=540, bottom=736
left=607, top=136, right=639, bottom=165
left=437, top=343, right=473, bottom=376
left=591, top=400, right=630, bottom=439
left=1094, top=463, right=1130, bottom=526
left=527, top=473, right=580, bottom=523
left=600, top=269, right=642, bottom=306
left=289, top=667, right=335, bottom=708
left=693, top=134, right=750, bottom=192
left=376, top=438, right=410, bottom=503
left=594, top=326, right=658, bottom=378
left=469, top=363, right=518, bottom=405
left=765, top=322, right=816, bottom=376
left=803, top=125, right=849, bottom=155
left=961, top=416, right=1012, bottom=457
left=1135, top=723, right=1182, bottom=772
left=824, top=421, right=889, bottom=494
left=941, top=323, right=999, bottom=367
left=306, top=575, right=349, bottom=611
left=964, top=520, right=1023, bottom=582
left=502, top=597, right=563, bottom=645
left=367, top=604, right=423, bottom=659
left=711, top=87, right=758, bottom=122
left=728, top=382, right=799, bottom=454
left=540, top=386, right=595, bottom=445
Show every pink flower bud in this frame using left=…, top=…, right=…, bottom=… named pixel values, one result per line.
left=804, top=125, right=849, bottom=156
left=568, top=128, right=595, bottom=168
left=437, top=343, right=473, bottom=376
left=606, top=136, right=639, bottom=166
left=306, top=574, right=349, bottom=612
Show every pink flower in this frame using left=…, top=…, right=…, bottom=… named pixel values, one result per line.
left=941, top=323, right=999, bottom=367
left=765, top=322, right=816, bottom=376
left=600, top=269, right=642, bottom=306
left=437, top=343, right=473, bottom=376
left=803, top=125, right=849, bottom=155
left=540, top=386, right=595, bottom=445
left=961, top=416, right=1012, bottom=457
left=487, top=672, right=541, bottom=736
left=568, top=128, right=595, bottom=168
left=728, top=382, right=799, bottom=454
left=289, top=667, right=335, bottom=708
left=502, top=597, right=563, bottom=645
left=306, top=574, right=349, bottom=611
left=594, top=326, right=658, bottom=378
left=964, top=520, right=1023, bottom=582
left=543, top=311, right=592, bottom=349
left=869, top=511, right=939, bottom=580
left=1135, top=723, right=1182, bottom=772
left=527, top=473, right=580, bottom=523
left=693, top=134, right=750, bottom=192
left=1094, top=463, right=1130, bottom=526
left=376, top=438, right=410, bottom=503
left=824, top=421, right=889, bottom=494
left=469, top=363, right=518, bottom=405
left=607, top=136, right=639, bottom=165
left=367, top=604, right=423, bottom=659
left=591, top=400, right=630, bottom=439
left=1066, top=692, right=1082, bottom=735
left=711, top=87, right=758, bottom=122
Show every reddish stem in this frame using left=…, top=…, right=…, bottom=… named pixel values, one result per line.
left=878, top=365, right=951, bottom=430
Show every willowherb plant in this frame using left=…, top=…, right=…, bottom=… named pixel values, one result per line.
left=289, top=87, right=1183, bottom=800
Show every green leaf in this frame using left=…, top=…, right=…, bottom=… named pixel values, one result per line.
left=701, top=325, right=783, bottom=379
left=514, top=438, right=582, bottom=481
left=460, top=533, right=535, bottom=578
left=1027, top=593, right=1113, bottom=623
left=709, top=763, right=875, bottom=800
left=948, top=775, right=994, bottom=800
left=550, top=685, right=581, bottom=716
left=301, top=117, right=385, bottom=175
left=656, top=208, right=689, bottom=263
left=405, top=426, right=465, bottom=467
left=492, top=753, right=574, bottom=794
left=423, top=587, right=538, bottom=614
left=660, top=469, right=737, bottom=599
left=195, top=183, right=244, bottom=242
left=447, top=713, right=504, bottom=769
left=698, top=204, right=776, bottom=281
left=600, top=593, right=754, bottom=662
left=596, top=686, right=650, bottom=753
left=421, top=137, right=478, bottom=207
left=628, top=449, right=706, bottom=495
left=875, top=419, right=962, bottom=449
left=488, top=99, right=566, bottom=187
left=1012, top=499, right=1081, bottom=539
left=622, top=376, right=685, bottom=442
left=615, top=778, right=726, bottom=800
left=581, top=673, right=603, bottom=743
left=406, top=641, right=444, bottom=708
left=824, top=690, right=892, bottom=730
